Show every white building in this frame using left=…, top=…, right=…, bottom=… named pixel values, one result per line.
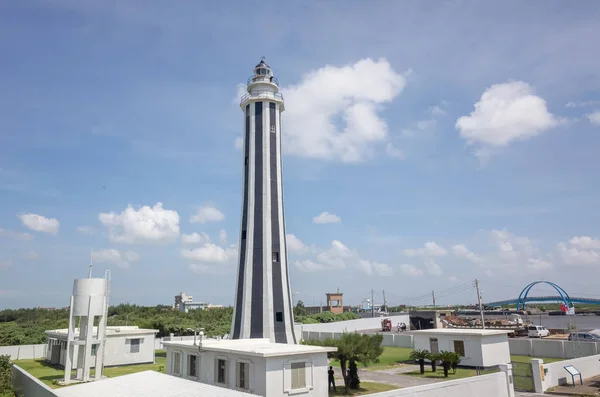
left=46, top=326, right=159, bottom=368
left=163, top=338, right=336, bottom=397
left=412, top=328, right=511, bottom=368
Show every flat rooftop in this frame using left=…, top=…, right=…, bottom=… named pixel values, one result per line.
left=53, top=370, right=259, bottom=397
left=46, top=326, right=158, bottom=338
left=411, top=328, right=512, bottom=336
left=163, top=338, right=337, bottom=358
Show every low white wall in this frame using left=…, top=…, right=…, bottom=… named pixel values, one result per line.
left=368, top=372, right=512, bottom=397
left=0, top=344, right=47, bottom=360
left=509, top=338, right=600, bottom=359
left=536, top=353, right=600, bottom=390
left=296, top=314, right=410, bottom=334
left=301, top=330, right=414, bottom=348
left=12, top=365, right=57, bottom=397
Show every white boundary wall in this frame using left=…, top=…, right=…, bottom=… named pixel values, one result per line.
left=0, top=344, right=47, bottom=360
left=294, top=314, right=409, bottom=334
left=368, top=367, right=514, bottom=397
left=300, top=330, right=414, bottom=348
left=12, top=365, right=57, bottom=397
left=530, top=353, right=600, bottom=392
left=509, top=338, right=600, bottom=359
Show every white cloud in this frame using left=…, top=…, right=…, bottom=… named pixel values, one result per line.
left=99, top=202, right=180, bottom=244
left=234, top=137, right=244, bottom=150
left=181, top=232, right=209, bottom=245
left=22, top=250, right=39, bottom=260
left=19, top=213, right=60, bottom=234
left=451, top=244, right=483, bottom=263
left=430, top=105, right=447, bottom=117
left=0, top=228, right=33, bottom=240
left=448, top=276, right=459, bottom=282
left=312, top=211, right=341, bottom=224
left=286, top=234, right=308, bottom=254
left=189, top=205, right=225, bottom=224
left=92, top=249, right=140, bottom=269
left=76, top=226, right=95, bottom=234
left=425, top=259, right=443, bottom=276
left=566, top=100, right=600, bottom=108
left=182, top=238, right=238, bottom=274
left=456, top=81, right=561, bottom=148
left=219, top=229, right=227, bottom=244
left=293, top=239, right=391, bottom=276
left=587, top=111, right=600, bottom=126
left=385, top=143, right=405, bottom=159
left=557, top=236, right=600, bottom=266
left=280, top=58, right=409, bottom=162
left=403, top=242, right=447, bottom=257
left=568, top=236, right=600, bottom=250
left=400, top=264, right=423, bottom=277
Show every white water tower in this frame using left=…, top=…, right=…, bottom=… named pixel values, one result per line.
left=63, top=266, right=111, bottom=384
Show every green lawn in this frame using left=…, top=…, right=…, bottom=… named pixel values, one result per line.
left=14, top=350, right=166, bottom=389
left=329, top=347, right=414, bottom=371
left=510, top=355, right=563, bottom=364
left=401, top=367, right=498, bottom=380
left=328, top=381, right=399, bottom=396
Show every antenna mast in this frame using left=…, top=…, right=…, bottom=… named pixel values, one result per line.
left=88, top=249, right=93, bottom=278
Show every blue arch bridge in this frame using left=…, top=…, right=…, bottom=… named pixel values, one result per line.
left=486, top=281, right=600, bottom=310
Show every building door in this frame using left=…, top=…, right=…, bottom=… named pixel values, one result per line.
left=429, top=338, right=439, bottom=354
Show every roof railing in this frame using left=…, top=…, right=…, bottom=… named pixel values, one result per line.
left=247, top=75, right=279, bottom=85
left=240, top=90, right=284, bottom=105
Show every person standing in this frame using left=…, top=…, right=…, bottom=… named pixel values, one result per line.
left=328, top=366, right=336, bottom=392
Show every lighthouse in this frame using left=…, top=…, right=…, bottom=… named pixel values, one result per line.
left=231, top=60, right=297, bottom=344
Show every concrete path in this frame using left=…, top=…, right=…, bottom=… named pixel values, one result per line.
left=332, top=365, right=443, bottom=388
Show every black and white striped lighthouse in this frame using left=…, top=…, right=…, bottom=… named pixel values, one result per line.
left=230, top=60, right=297, bottom=344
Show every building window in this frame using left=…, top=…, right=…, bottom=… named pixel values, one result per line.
left=272, top=252, right=279, bottom=262
left=91, top=344, right=97, bottom=356
left=453, top=340, right=465, bottom=357
left=291, top=362, right=306, bottom=390
left=188, top=355, right=198, bottom=377
left=216, top=358, right=228, bottom=384
left=237, top=362, right=249, bottom=389
left=172, top=352, right=181, bottom=375
left=270, top=125, right=276, bottom=133
left=130, top=338, right=140, bottom=353
left=276, top=312, right=283, bottom=322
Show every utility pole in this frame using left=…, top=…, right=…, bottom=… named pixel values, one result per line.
left=432, top=290, right=436, bottom=309
left=382, top=290, right=387, bottom=313
left=370, top=289, right=375, bottom=317
left=475, top=279, right=485, bottom=329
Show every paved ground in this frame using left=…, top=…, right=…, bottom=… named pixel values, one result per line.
left=331, top=365, right=443, bottom=388
left=515, top=393, right=547, bottom=396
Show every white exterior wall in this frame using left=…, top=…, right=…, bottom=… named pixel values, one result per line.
left=508, top=338, right=600, bottom=359
left=164, top=344, right=330, bottom=397
left=0, top=344, right=47, bottom=360
left=414, top=334, right=509, bottom=368
left=536, top=353, right=600, bottom=390
left=49, top=333, right=156, bottom=367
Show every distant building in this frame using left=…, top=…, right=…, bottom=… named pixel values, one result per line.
left=45, top=326, right=158, bottom=368
left=326, top=289, right=344, bottom=314
left=174, top=292, right=193, bottom=310
left=175, top=292, right=223, bottom=312
left=410, top=309, right=454, bottom=330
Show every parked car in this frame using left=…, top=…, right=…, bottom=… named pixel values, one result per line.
left=528, top=325, right=550, bottom=338
left=568, top=330, right=600, bottom=342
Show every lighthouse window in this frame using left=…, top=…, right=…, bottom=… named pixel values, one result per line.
left=241, top=230, right=246, bottom=239
left=270, top=125, right=275, bottom=133
left=245, top=156, right=248, bottom=165
left=272, top=252, right=279, bottom=262
left=276, top=312, right=283, bottom=322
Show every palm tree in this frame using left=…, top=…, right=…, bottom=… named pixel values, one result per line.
left=450, top=352, right=461, bottom=374
left=409, top=349, right=430, bottom=374
left=437, top=351, right=456, bottom=377
left=428, top=352, right=439, bottom=373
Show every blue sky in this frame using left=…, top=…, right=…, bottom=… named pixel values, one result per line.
left=1, top=1, right=600, bottom=309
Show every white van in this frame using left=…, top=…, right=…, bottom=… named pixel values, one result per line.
left=528, top=325, right=550, bottom=338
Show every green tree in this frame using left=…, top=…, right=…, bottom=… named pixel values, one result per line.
left=347, top=360, right=360, bottom=389
left=409, top=349, right=430, bottom=375
left=0, top=355, right=14, bottom=396
left=293, top=300, right=307, bottom=317
left=449, top=352, right=461, bottom=374
left=428, top=352, right=438, bottom=372
left=303, top=333, right=383, bottom=394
